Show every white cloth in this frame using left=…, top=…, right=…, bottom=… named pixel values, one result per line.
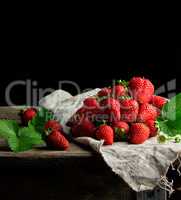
left=40, top=89, right=181, bottom=193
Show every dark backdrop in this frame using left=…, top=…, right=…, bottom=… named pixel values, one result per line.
left=0, top=47, right=180, bottom=106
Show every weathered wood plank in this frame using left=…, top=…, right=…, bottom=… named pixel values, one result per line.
left=0, top=139, right=94, bottom=158
left=136, top=188, right=167, bottom=200
left=0, top=106, right=95, bottom=158
left=0, top=106, right=22, bottom=121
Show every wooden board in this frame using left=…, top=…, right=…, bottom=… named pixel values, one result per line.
left=0, top=139, right=94, bottom=159
left=0, top=106, right=180, bottom=199
left=0, top=106, right=94, bottom=159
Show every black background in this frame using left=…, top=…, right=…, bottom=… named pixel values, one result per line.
left=0, top=46, right=180, bottom=106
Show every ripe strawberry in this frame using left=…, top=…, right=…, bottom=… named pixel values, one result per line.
left=83, top=97, right=99, bottom=109
left=66, top=107, right=86, bottom=127
left=71, top=125, right=81, bottom=138
left=71, top=117, right=96, bottom=138
left=97, top=88, right=111, bottom=97
left=129, top=77, right=154, bottom=104
left=106, top=108, right=121, bottom=123
left=112, top=121, right=129, bottom=141
left=96, top=125, right=114, bottom=145
left=22, top=107, right=37, bottom=124
left=44, top=120, right=62, bottom=132
left=93, top=108, right=110, bottom=123
left=151, top=95, right=167, bottom=109
left=137, top=103, right=158, bottom=122
left=46, top=131, right=69, bottom=150
left=145, top=120, right=158, bottom=137
left=100, top=98, right=120, bottom=110
left=111, top=85, right=126, bottom=99
left=120, top=99, right=139, bottom=122
left=129, top=77, right=144, bottom=89
left=129, top=123, right=150, bottom=144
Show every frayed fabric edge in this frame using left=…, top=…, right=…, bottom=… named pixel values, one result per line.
left=157, top=152, right=181, bottom=197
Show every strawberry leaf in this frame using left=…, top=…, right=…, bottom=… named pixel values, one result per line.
left=30, top=107, right=54, bottom=134
left=158, top=93, right=181, bottom=137
left=161, top=93, right=181, bottom=128
left=0, top=120, right=19, bottom=151
left=16, top=126, right=44, bottom=152
left=0, top=120, right=44, bottom=152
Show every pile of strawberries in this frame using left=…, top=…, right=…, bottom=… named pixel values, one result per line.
left=22, top=108, right=69, bottom=150
left=68, top=77, right=168, bottom=145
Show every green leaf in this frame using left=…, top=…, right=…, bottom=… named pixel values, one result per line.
left=0, top=120, right=19, bottom=140
left=161, top=93, right=181, bottom=129
left=8, top=134, right=19, bottom=152
left=16, top=126, right=44, bottom=152
left=157, top=120, right=181, bottom=137
left=0, top=120, right=44, bottom=152
left=30, top=107, right=54, bottom=134
left=158, top=93, right=181, bottom=137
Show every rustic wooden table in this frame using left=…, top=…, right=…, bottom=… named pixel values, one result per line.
left=0, top=107, right=179, bottom=200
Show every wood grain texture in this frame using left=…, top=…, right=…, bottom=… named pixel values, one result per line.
left=0, top=139, right=94, bottom=158
left=0, top=106, right=22, bottom=121
left=0, top=106, right=94, bottom=158
left=0, top=106, right=179, bottom=199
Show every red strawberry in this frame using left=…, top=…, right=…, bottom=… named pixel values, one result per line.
left=120, top=99, right=139, bottom=122
left=97, top=88, right=111, bottom=97
left=145, top=120, right=158, bottom=137
left=129, top=77, right=145, bottom=89
left=71, top=117, right=96, bottom=138
left=22, top=107, right=37, bottom=124
left=83, top=97, right=100, bottom=117
left=71, top=125, right=81, bottom=138
left=112, top=121, right=129, bottom=141
left=129, top=123, right=150, bottom=144
left=93, top=107, right=110, bottom=122
left=46, top=131, right=69, bottom=150
left=83, top=97, right=99, bottom=109
left=100, top=98, right=120, bottom=110
left=151, top=95, right=167, bottom=109
left=106, top=108, right=121, bottom=123
left=96, top=125, right=114, bottom=145
left=137, top=103, right=158, bottom=122
left=66, top=107, right=86, bottom=127
left=129, top=77, right=154, bottom=104
left=45, top=120, right=62, bottom=132
left=111, top=85, right=126, bottom=99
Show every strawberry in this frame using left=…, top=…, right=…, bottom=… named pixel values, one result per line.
left=83, top=97, right=100, bottom=117
left=151, top=95, right=167, bottom=109
left=66, top=107, right=86, bottom=127
left=106, top=108, right=121, bottom=123
left=145, top=120, right=158, bottom=137
left=97, top=88, right=111, bottom=97
left=100, top=98, right=120, bottom=110
left=120, top=99, right=139, bottom=122
left=129, top=123, right=150, bottom=144
left=22, top=107, right=37, bottom=124
left=46, top=130, right=69, bottom=150
left=93, top=108, right=110, bottom=123
left=83, top=97, right=99, bottom=110
left=137, top=103, right=158, bottom=122
left=71, top=117, right=96, bottom=138
left=111, top=85, right=126, bottom=99
left=112, top=121, right=129, bottom=141
left=129, top=77, right=154, bottom=104
left=96, top=124, right=114, bottom=145
left=44, top=120, right=62, bottom=132
left=71, top=125, right=81, bottom=138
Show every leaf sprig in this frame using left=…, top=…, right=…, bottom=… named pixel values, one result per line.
left=0, top=107, right=53, bottom=152
left=157, top=93, right=181, bottom=143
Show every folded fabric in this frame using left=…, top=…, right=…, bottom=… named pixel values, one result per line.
left=40, top=89, right=181, bottom=194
